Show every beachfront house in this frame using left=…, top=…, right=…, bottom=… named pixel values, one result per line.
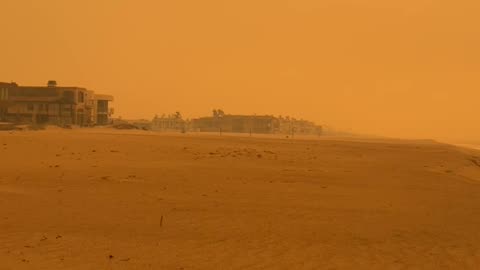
left=0, top=81, right=114, bottom=126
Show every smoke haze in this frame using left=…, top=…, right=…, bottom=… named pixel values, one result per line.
left=1, top=0, right=479, bottom=141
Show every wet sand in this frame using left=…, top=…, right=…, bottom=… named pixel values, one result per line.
left=1, top=129, right=480, bottom=269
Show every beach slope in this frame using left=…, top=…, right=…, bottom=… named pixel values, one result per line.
left=1, top=130, right=480, bottom=269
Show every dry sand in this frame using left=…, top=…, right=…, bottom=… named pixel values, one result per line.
left=1, top=129, right=480, bottom=269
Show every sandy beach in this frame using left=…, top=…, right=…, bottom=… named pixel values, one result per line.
left=1, top=129, right=480, bottom=269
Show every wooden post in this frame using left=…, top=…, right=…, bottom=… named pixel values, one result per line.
left=71, top=104, right=74, bottom=125
left=58, top=103, right=61, bottom=125
left=32, top=104, right=37, bottom=124
left=250, top=116, right=252, bottom=136
left=46, top=104, right=49, bottom=124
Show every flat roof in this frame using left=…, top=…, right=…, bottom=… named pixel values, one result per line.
left=94, top=94, right=114, bottom=101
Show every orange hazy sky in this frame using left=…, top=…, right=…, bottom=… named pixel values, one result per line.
left=1, top=0, right=479, bottom=140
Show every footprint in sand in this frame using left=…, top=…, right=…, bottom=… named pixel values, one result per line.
left=468, top=157, right=480, bottom=167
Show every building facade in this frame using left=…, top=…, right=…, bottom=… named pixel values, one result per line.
left=0, top=81, right=113, bottom=126
left=192, top=115, right=279, bottom=134
left=151, top=113, right=186, bottom=132
left=191, top=112, right=323, bottom=136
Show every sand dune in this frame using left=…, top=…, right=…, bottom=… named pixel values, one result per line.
left=1, top=129, right=480, bottom=269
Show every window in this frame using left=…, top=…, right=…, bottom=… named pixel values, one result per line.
left=63, top=91, right=74, bottom=103
left=27, top=104, right=34, bottom=111
left=78, top=92, right=85, bottom=103
left=97, top=100, right=108, bottom=113
left=0, top=88, right=8, bottom=100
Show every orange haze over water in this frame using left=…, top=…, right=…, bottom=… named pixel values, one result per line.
left=1, top=0, right=479, bottom=141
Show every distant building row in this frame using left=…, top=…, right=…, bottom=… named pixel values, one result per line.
left=150, top=111, right=322, bottom=136
left=191, top=114, right=322, bottom=135
left=0, top=81, right=114, bottom=126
